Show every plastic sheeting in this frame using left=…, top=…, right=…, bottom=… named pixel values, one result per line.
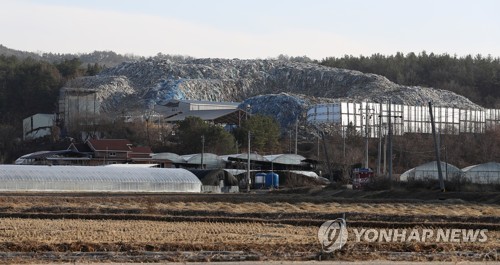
left=462, top=162, right=500, bottom=184
left=400, top=161, right=462, bottom=182
left=0, top=165, right=201, bottom=192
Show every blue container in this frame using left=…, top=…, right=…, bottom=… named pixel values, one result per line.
left=265, top=172, right=279, bottom=189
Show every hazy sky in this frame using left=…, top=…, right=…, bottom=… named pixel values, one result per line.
left=1, top=0, right=499, bottom=59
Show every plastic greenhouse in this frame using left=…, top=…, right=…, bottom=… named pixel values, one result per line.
left=0, top=165, right=201, bottom=192
left=181, top=153, right=225, bottom=169
left=400, top=161, right=462, bottom=182
left=462, top=162, right=500, bottom=184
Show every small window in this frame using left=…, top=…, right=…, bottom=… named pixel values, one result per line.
left=108, top=152, right=116, bottom=157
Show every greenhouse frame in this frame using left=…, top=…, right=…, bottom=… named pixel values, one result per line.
left=0, top=165, right=201, bottom=192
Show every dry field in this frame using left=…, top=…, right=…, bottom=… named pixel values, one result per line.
left=0, top=190, right=498, bottom=263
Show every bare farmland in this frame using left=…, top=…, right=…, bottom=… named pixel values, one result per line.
left=0, top=191, right=497, bottom=263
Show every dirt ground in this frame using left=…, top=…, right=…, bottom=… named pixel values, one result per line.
left=0, top=189, right=498, bottom=263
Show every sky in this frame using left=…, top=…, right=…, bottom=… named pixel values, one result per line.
left=1, top=0, right=499, bottom=59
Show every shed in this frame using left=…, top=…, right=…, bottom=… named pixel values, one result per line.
left=0, top=165, right=201, bottom=193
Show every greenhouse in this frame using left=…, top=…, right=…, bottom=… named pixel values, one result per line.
left=181, top=153, right=225, bottom=169
left=0, top=165, right=201, bottom=192
left=152, top=152, right=186, bottom=163
left=400, top=161, right=462, bottom=182
left=462, top=162, right=500, bottom=184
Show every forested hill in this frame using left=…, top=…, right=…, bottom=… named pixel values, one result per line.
left=0, top=44, right=140, bottom=67
left=321, top=52, right=500, bottom=108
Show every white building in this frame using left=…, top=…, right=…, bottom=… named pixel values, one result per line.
left=22, top=113, right=56, bottom=140
left=154, top=99, right=240, bottom=118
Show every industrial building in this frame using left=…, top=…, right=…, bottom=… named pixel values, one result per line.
left=58, top=87, right=100, bottom=134
left=154, top=99, right=239, bottom=118
left=307, top=102, right=500, bottom=137
left=0, top=165, right=201, bottom=192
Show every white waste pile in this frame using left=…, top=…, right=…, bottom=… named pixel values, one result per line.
left=61, top=58, right=483, bottom=125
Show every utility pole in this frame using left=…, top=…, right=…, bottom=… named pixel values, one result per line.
left=360, top=102, right=373, bottom=169
left=383, top=132, right=387, bottom=174
left=364, top=103, right=370, bottom=169
left=377, top=102, right=382, bottom=175
left=246, top=104, right=251, bottom=192
left=342, top=126, right=346, bottom=158
left=429, top=102, right=445, bottom=192
left=379, top=100, right=402, bottom=183
left=200, top=135, right=205, bottom=169
left=319, top=129, right=334, bottom=182
left=295, top=120, right=298, bottom=155
left=317, top=135, right=320, bottom=159
left=387, top=101, right=393, bottom=182
left=247, top=130, right=251, bottom=192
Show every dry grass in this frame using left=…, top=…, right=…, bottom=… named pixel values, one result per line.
left=0, top=196, right=499, bottom=217
left=152, top=201, right=500, bottom=217
left=0, top=218, right=496, bottom=250
left=0, top=193, right=497, bottom=262
left=0, top=218, right=317, bottom=246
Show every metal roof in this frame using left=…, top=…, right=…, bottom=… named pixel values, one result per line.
left=162, top=109, right=249, bottom=125
left=159, top=99, right=240, bottom=106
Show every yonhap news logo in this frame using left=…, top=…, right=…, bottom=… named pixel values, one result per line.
left=318, top=218, right=488, bottom=252
left=317, top=218, right=348, bottom=252
left=352, top=228, right=488, bottom=243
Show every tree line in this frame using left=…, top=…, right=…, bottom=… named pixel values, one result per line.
left=321, top=51, right=500, bottom=108
left=0, top=55, right=102, bottom=162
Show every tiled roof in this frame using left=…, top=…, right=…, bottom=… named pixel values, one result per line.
left=131, top=146, right=153, bottom=154
left=87, top=139, right=133, bottom=151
